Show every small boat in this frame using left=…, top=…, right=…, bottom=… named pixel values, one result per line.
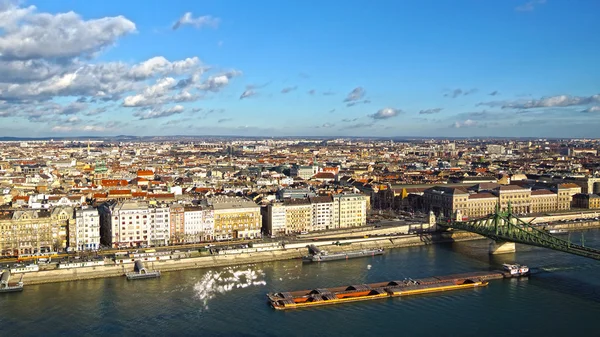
left=502, top=263, right=529, bottom=276
left=548, top=229, right=568, bottom=234
left=125, top=260, right=160, bottom=280
left=0, top=271, right=24, bottom=293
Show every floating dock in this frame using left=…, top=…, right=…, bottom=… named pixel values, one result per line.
left=0, top=270, right=24, bottom=293
left=267, top=271, right=514, bottom=310
left=125, top=260, right=160, bottom=280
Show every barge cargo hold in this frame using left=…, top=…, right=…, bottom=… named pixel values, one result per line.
left=267, top=272, right=498, bottom=310
left=302, top=245, right=384, bottom=262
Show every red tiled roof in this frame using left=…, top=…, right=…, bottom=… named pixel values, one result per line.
left=148, top=193, right=175, bottom=199
left=101, top=179, right=128, bottom=187
left=108, top=189, right=132, bottom=195
left=137, top=170, right=154, bottom=176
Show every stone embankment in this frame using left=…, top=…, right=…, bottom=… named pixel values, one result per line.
left=20, top=231, right=481, bottom=285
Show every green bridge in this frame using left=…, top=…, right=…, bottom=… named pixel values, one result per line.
left=437, top=204, right=600, bottom=261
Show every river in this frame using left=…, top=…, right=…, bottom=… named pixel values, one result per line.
left=2, top=230, right=600, bottom=337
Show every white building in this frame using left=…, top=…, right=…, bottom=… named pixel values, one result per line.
left=310, top=196, right=334, bottom=231
left=182, top=206, right=215, bottom=242
left=73, top=207, right=101, bottom=251
left=100, top=201, right=151, bottom=248
left=290, top=165, right=318, bottom=180
left=263, top=202, right=287, bottom=236
left=149, top=204, right=170, bottom=246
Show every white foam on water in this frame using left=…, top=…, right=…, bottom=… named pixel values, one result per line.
left=193, top=266, right=267, bottom=310
left=367, top=264, right=372, bottom=270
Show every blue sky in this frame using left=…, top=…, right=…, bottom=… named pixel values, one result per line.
left=0, top=0, right=599, bottom=137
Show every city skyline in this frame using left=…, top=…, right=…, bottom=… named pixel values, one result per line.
left=0, top=0, right=599, bottom=138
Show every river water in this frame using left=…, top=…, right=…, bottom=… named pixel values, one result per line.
left=2, top=230, right=600, bottom=337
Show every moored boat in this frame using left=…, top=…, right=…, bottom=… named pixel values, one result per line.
left=502, top=263, right=529, bottom=276
left=303, top=246, right=384, bottom=262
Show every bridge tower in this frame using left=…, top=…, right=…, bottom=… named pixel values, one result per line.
left=428, top=211, right=437, bottom=231
left=488, top=203, right=516, bottom=254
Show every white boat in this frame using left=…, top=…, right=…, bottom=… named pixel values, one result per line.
left=10, top=264, right=39, bottom=274
left=548, top=229, right=568, bottom=234
left=502, top=263, right=529, bottom=276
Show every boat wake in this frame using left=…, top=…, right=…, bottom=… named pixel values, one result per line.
left=193, top=266, right=267, bottom=310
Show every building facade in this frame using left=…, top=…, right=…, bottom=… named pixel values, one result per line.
left=0, top=207, right=73, bottom=255
left=332, top=194, right=368, bottom=228
left=283, top=199, right=313, bottom=233
left=211, top=197, right=261, bottom=240
left=72, top=207, right=100, bottom=251
left=422, top=185, right=574, bottom=219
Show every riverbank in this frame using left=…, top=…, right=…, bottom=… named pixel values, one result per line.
left=19, top=231, right=483, bottom=285
left=17, top=220, right=600, bottom=286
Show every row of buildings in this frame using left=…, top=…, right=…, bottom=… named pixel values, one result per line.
left=0, top=192, right=368, bottom=254
left=263, top=194, right=368, bottom=236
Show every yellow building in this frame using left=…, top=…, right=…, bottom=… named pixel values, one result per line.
left=283, top=199, right=313, bottom=233
left=0, top=207, right=73, bottom=256
left=211, top=197, right=261, bottom=240
left=572, top=193, right=600, bottom=209
left=423, top=185, right=571, bottom=219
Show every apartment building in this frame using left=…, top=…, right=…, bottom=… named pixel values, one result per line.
left=183, top=206, right=214, bottom=242
left=283, top=199, right=313, bottom=233
left=309, top=196, right=334, bottom=231
left=0, top=207, right=73, bottom=255
left=99, top=201, right=170, bottom=248
left=72, top=207, right=100, bottom=251
left=263, top=202, right=287, bottom=237
left=169, top=204, right=185, bottom=243
left=333, top=194, right=368, bottom=228
left=210, top=197, right=261, bottom=240
left=150, top=204, right=170, bottom=247
left=263, top=194, right=369, bottom=236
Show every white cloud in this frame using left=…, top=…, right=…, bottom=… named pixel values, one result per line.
left=51, top=124, right=105, bottom=132
left=128, top=56, right=203, bottom=80
left=134, top=105, right=185, bottom=120
left=172, top=12, right=220, bottom=30
left=453, top=119, right=478, bottom=128
left=500, top=94, right=600, bottom=110
left=369, top=107, right=402, bottom=120
left=123, top=77, right=177, bottom=107
left=0, top=3, right=135, bottom=61
left=582, top=106, right=600, bottom=113
left=0, top=3, right=240, bottom=123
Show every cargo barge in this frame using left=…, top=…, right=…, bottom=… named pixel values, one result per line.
left=267, top=271, right=506, bottom=310
left=302, top=245, right=384, bottom=262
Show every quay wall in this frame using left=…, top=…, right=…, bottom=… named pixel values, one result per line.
left=20, top=231, right=482, bottom=285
